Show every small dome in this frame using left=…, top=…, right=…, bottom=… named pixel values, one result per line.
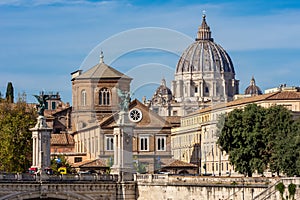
left=244, top=76, right=262, bottom=95
left=152, top=78, right=172, bottom=103
left=176, top=14, right=235, bottom=74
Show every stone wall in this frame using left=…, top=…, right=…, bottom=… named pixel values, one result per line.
left=135, top=175, right=300, bottom=200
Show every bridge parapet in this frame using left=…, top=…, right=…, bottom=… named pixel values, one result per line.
left=135, top=174, right=277, bottom=186
left=0, top=173, right=118, bottom=182
left=0, top=180, right=136, bottom=200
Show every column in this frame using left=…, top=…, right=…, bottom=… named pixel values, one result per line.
left=113, top=130, right=118, bottom=166
left=118, top=128, right=122, bottom=168
left=32, top=136, right=36, bottom=166
left=200, top=81, right=204, bottom=97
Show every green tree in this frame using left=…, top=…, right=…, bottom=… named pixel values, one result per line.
left=217, top=104, right=267, bottom=176
left=217, top=104, right=300, bottom=177
left=263, top=105, right=299, bottom=176
left=294, top=119, right=300, bottom=175
left=275, top=182, right=285, bottom=200
left=5, top=82, right=14, bottom=103
left=0, top=101, right=37, bottom=172
left=288, top=183, right=296, bottom=200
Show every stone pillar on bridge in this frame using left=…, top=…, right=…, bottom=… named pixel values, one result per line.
left=110, top=110, right=135, bottom=181
left=30, top=115, right=52, bottom=173
left=110, top=89, right=135, bottom=182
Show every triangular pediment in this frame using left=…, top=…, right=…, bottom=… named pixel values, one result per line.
left=100, top=99, right=171, bottom=129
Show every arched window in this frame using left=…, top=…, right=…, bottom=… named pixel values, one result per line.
left=205, top=86, right=209, bottom=93
left=81, top=90, right=86, bottom=106
left=99, top=88, right=110, bottom=105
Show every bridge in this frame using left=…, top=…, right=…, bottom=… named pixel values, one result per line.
left=1, top=173, right=300, bottom=200
left=0, top=173, right=136, bottom=200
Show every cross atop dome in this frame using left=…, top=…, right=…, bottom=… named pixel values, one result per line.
left=161, top=77, right=166, bottom=87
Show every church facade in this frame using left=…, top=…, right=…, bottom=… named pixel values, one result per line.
left=70, top=53, right=175, bottom=173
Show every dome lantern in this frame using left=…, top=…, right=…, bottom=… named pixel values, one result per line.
left=196, top=14, right=213, bottom=41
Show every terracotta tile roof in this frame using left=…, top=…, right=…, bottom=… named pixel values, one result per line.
left=76, top=62, right=131, bottom=80
left=187, top=91, right=300, bottom=117
left=165, top=116, right=181, bottom=124
left=51, top=133, right=74, bottom=145
left=72, top=159, right=108, bottom=168
left=267, top=91, right=300, bottom=100
left=163, top=159, right=197, bottom=168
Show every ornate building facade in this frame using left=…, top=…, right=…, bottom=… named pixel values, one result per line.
left=171, top=89, right=300, bottom=175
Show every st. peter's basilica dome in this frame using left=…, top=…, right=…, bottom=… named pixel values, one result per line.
left=176, top=14, right=235, bottom=74
left=172, top=14, right=239, bottom=105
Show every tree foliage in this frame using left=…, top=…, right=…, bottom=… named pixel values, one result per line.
left=275, top=182, right=285, bottom=200
left=5, top=82, right=14, bottom=103
left=217, top=104, right=300, bottom=177
left=0, top=101, right=37, bottom=172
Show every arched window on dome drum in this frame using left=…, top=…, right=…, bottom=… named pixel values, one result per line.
left=81, top=90, right=86, bottom=106
left=99, top=88, right=110, bottom=105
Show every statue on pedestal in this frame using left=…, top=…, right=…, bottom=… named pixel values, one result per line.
left=111, top=88, right=135, bottom=181
left=117, top=89, right=131, bottom=112
left=31, top=92, right=53, bottom=177
left=33, top=92, right=50, bottom=116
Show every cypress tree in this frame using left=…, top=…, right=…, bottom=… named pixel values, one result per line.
left=5, top=82, right=14, bottom=103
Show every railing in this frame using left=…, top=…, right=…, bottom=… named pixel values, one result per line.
left=253, top=179, right=281, bottom=200
left=0, top=173, right=118, bottom=182
left=254, top=177, right=300, bottom=200
left=135, top=174, right=169, bottom=183
left=135, top=174, right=274, bottom=185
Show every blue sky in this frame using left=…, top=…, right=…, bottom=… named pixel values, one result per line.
left=0, top=0, right=300, bottom=103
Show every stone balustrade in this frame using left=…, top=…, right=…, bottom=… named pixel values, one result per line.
left=1, top=173, right=299, bottom=200
left=135, top=174, right=275, bottom=186
left=0, top=173, right=117, bottom=182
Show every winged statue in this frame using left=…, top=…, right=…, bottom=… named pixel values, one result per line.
left=33, top=93, right=50, bottom=116
left=117, top=89, right=131, bottom=112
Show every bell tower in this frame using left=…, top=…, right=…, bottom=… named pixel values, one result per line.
left=71, top=52, right=132, bottom=131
